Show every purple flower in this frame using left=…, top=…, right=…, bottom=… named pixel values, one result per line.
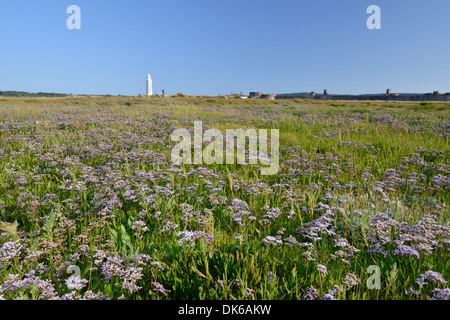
left=263, top=236, right=282, bottom=246
left=152, top=282, right=171, bottom=296
left=393, top=245, right=420, bottom=259
left=175, top=230, right=214, bottom=247
left=416, top=271, right=447, bottom=289
left=301, top=286, right=318, bottom=300
left=245, top=288, right=255, bottom=298
left=430, top=288, right=450, bottom=300
left=317, top=264, right=328, bottom=276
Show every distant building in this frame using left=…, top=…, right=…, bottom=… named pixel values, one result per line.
left=146, top=74, right=153, bottom=96
left=249, top=92, right=277, bottom=100
left=249, top=92, right=264, bottom=99
left=260, top=94, right=276, bottom=100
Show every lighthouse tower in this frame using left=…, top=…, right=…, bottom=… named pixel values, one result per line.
left=146, top=73, right=153, bottom=96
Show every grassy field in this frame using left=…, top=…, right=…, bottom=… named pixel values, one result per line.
left=0, top=96, right=448, bottom=300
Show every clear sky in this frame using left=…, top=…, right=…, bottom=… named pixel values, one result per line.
left=0, top=0, right=449, bottom=96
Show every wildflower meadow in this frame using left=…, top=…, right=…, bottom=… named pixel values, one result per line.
left=0, top=96, right=448, bottom=300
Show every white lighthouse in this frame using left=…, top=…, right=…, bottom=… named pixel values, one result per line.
left=146, top=73, right=153, bottom=96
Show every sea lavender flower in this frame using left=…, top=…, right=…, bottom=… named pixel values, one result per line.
left=122, top=279, right=142, bottom=294
left=82, top=290, right=110, bottom=300
left=343, top=273, right=360, bottom=290
left=61, top=291, right=82, bottom=300
left=295, top=209, right=336, bottom=241
left=393, top=245, right=420, bottom=259
left=287, top=210, right=297, bottom=219
left=151, top=261, right=165, bottom=272
left=1, top=241, right=23, bottom=261
left=301, top=286, right=318, bottom=300
left=231, top=210, right=254, bottom=226
left=176, top=230, right=213, bottom=247
left=101, top=255, right=125, bottom=283
left=152, top=282, right=171, bottom=296
left=263, top=236, right=283, bottom=246
left=263, top=207, right=282, bottom=221
left=302, top=251, right=316, bottom=261
left=161, top=219, right=179, bottom=232
left=334, top=237, right=349, bottom=248
left=430, top=288, right=450, bottom=300
left=235, top=233, right=244, bottom=241
left=317, top=264, right=328, bottom=276
left=35, top=279, right=59, bottom=300
left=328, top=285, right=341, bottom=298
left=283, top=235, right=314, bottom=248
left=245, top=288, right=255, bottom=298
left=131, top=220, right=147, bottom=230
left=415, top=271, right=447, bottom=289
left=69, top=253, right=81, bottom=262
left=0, top=274, right=21, bottom=294
left=228, top=199, right=249, bottom=212
left=405, top=287, right=421, bottom=297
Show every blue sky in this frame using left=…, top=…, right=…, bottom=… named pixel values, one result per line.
left=0, top=0, right=449, bottom=96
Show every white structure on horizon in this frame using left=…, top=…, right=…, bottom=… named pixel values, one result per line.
left=146, top=73, right=153, bottom=96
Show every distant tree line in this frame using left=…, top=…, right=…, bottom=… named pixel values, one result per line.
left=0, top=91, right=70, bottom=98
